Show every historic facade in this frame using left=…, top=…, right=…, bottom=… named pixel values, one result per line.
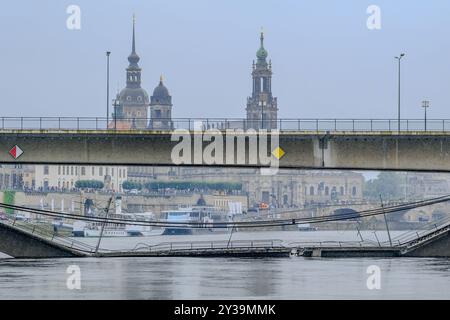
left=246, top=31, right=278, bottom=130
left=34, top=165, right=128, bottom=192
left=126, top=166, right=365, bottom=208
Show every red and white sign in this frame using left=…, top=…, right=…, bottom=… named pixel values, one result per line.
left=9, top=145, right=23, bottom=159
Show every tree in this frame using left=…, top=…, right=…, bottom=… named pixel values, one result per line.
left=3, top=190, right=15, bottom=215
left=364, top=172, right=403, bottom=200
left=75, top=180, right=104, bottom=189
left=144, top=181, right=242, bottom=192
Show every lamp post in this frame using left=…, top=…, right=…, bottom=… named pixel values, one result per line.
left=395, top=53, right=405, bottom=132
left=106, top=51, right=111, bottom=129
left=422, top=100, right=430, bottom=131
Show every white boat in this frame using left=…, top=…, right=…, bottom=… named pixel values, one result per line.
left=72, top=196, right=160, bottom=237
left=125, top=212, right=163, bottom=236
left=72, top=211, right=160, bottom=237
left=162, top=204, right=229, bottom=235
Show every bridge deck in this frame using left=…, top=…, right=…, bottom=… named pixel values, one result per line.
left=2, top=212, right=450, bottom=258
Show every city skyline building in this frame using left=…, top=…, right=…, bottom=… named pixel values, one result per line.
left=246, top=31, right=278, bottom=129
left=112, top=16, right=150, bottom=129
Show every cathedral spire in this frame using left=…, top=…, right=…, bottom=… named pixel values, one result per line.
left=128, top=14, right=140, bottom=67
left=256, top=28, right=268, bottom=63
left=132, top=14, right=136, bottom=54
left=260, top=28, right=264, bottom=47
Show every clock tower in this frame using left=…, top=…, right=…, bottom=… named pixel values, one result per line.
left=246, top=31, right=278, bottom=130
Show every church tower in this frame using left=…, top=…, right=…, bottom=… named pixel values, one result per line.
left=246, top=31, right=278, bottom=129
left=113, top=15, right=149, bottom=129
left=149, top=75, right=173, bottom=130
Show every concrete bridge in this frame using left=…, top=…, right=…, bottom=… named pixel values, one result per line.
left=2, top=128, right=450, bottom=171
left=0, top=219, right=87, bottom=258
left=1, top=117, right=450, bottom=171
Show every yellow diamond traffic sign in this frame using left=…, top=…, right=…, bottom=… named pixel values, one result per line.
left=272, top=146, right=285, bottom=159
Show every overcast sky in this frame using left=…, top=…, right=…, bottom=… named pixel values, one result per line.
left=1, top=1, right=449, bottom=119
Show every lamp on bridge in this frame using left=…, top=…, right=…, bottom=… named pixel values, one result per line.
left=422, top=100, right=430, bottom=131
left=106, top=51, right=111, bottom=130
left=395, top=53, right=405, bottom=132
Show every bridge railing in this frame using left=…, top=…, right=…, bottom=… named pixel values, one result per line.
left=2, top=218, right=96, bottom=254
left=287, top=240, right=382, bottom=248
left=390, top=214, right=450, bottom=248
left=126, top=239, right=285, bottom=253
left=2, top=117, right=450, bottom=132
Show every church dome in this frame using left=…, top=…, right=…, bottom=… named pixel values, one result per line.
left=119, top=87, right=149, bottom=105
left=150, top=76, right=172, bottom=106
left=256, top=47, right=268, bottom=60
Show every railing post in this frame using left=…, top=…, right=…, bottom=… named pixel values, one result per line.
left=298, top=119, right=300, bottom=131
left=58, top=117, right=61, bottom=130
left=334, top=119, right=337, bottom=131
left=316, top=119, right=319, bottom=132
left=370, top=119, right=373, bottom=131
left=40, top=118, right=42, bottom=130
left=77, top=118, right=80, bottom=130
left=96, top=117, right=98, bottom=130
left=21, top=117, right=23, bottom=130
left=443, top=119, right=445, bottom=132
left=352, top=119, right=355, bottom=132
left=406, top=119, right=409, bottom=132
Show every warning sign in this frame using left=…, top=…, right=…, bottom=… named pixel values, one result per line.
left=9, top=145, right=23, bottom=159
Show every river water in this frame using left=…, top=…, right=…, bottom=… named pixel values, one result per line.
left=1, top=231, right=449, bottom=299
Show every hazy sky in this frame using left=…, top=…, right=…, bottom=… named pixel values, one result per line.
left=1, top=1, right=450, bottom=119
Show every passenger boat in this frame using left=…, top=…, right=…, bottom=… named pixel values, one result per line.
left=72, top=212, right=162, bottom=237
left=162, top=207, right=214, bottom=235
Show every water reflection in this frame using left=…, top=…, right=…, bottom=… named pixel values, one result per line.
left=1, top=256, right=450, bottom=299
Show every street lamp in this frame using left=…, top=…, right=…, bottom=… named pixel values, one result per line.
left=395, top=53, right=405, bottom=132
left=106, top=51, right=111, bottom=129
left=422, top=100, right=430, bottom=131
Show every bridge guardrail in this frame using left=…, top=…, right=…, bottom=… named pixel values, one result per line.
left=2, top=117, right=450, bottom=132
left=2, top=218, right=96, bottom=254
left=127, top=239, right=285, bottom=253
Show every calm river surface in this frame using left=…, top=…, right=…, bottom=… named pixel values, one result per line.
left=1, top=231, right=449, bottom=299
